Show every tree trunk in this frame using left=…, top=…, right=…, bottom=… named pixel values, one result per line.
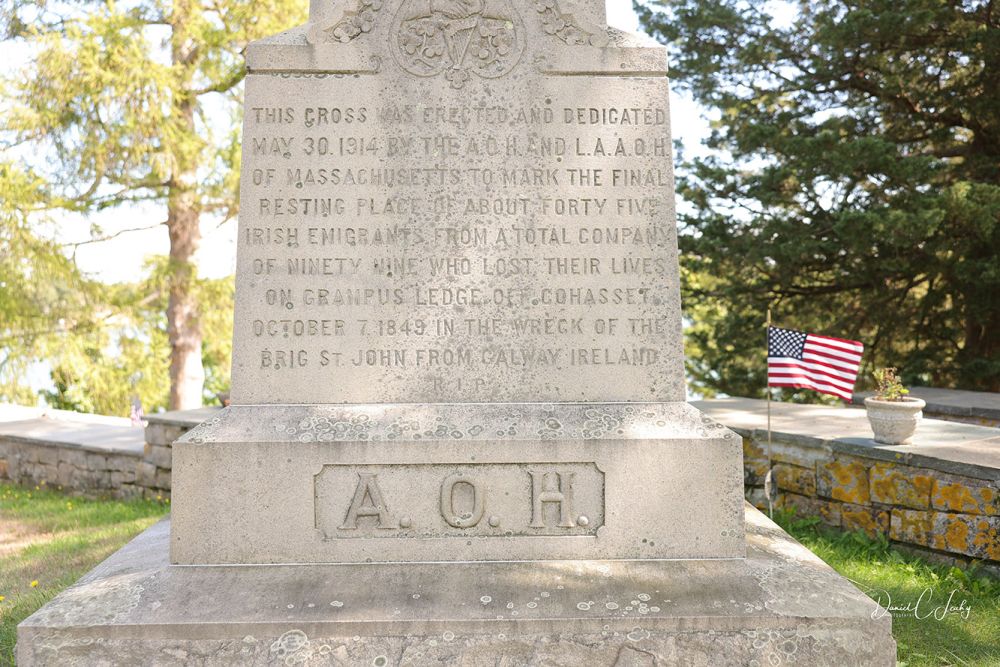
left=167, top=0, right=205, bottom=410
left=166, top=180, right=204, bottom=410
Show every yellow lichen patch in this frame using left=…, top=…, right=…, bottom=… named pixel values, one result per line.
left=818, top=501, right=841, bottom=526
left=743, top=438, right=765, bottom=459
left=933, top=481, right=980, bottom=513
left=972, top=526, right=1000, bottom=560
left=842, top=505, right=888, bottom=538
left=935, top=517, right=970, bottom=553
left=772, top=463, right=815, bottom=496
left=820, top=459, right=869, bottom=504
left=889, top=509, right=932, bottom=546
left=870, top=463, right=932, bottom=509
left=744, top=459, right=770, bottom=485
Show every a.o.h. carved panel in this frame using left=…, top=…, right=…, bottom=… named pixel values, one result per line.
left=314, top=462, right=605, bottom=539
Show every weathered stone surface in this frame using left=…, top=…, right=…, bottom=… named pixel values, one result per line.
left=119, top=483, right=141, bottom=499
left=172, top=403, right=745, bottom=564
left=841, top=503, right=889, bottom=538
left=17, top=507, right=894, bottom=667
left=85, top=452, right=108, bottom=470
left=229, top=5, right=684, bottom=406
left=154, top=469, right=171, bottom=490
left=778, top=493, right=841, bottom=527
left=762, top=437, right=834, bottom=469
left=110, top=471, right=136, bottom=487
left=869, top=462, right=932, bottom=510
left=742, top=436, right=765, bottom=460
left=771, top=462, right=815, bottom=496
left=105, top=454, right=136, bottom=473
left=147, top=444, right=173, bottom=470
left=891, top=509, right=1000, bottom=560
left=145, top=423, right=187, bottom=448
left=745, top=486, right=768, bottom=511
left=817, top=457, right=870, bottom=504
left=744, top=458, right=769, bottom=486
left=56, top=461, right=75, bottom=487
left=35, top=446, right=58, bottom=467
left=136, top=461, right=158, bottom=487
left=930, top=473, right=999, bottom=516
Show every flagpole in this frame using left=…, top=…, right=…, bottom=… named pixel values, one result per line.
left=765, top=307, right=774, bottom=518
left=766, top=307, right=772, bottom=462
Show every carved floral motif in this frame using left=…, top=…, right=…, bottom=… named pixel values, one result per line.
left=323, top=0, right=384, bottom=43
left=390, top=0, right=525, bottom=89
left=533, top=0, right=594, bottom=45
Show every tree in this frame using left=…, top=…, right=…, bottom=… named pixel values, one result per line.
left=1, top=161, right=235, bottom=415
left=2, top=0, right=306, bottom=409
left=637, top=0, right=1000, bottom=396
left=0, top=161, right=99, bottom=404
left=39, top=260, right=234, bottom=416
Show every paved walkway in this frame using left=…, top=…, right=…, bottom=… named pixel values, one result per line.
left=694, top=397, right=1000, bottom=476
left=0, top=405, right=144, bottom=456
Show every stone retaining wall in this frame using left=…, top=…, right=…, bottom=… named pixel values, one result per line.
left=0, top=437, right=143, bottom=498
left=743, top=432, right=1000, bottom=573
left=138, top=408, right=221, bottom=501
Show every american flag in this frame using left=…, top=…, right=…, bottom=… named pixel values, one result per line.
left=767, top=327, right=864, bottom=401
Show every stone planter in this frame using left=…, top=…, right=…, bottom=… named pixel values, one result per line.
left=864, top=397, right=926, bottom=445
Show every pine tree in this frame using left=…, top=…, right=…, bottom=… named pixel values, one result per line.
left=638, top=0, right=1000, bottom=395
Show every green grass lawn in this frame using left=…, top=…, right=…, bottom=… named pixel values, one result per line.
left=773, top=510, right=1000, bottom=667
left=1, top=483, right=998, bottom=666
left=0, top=483, right=168, bottom=664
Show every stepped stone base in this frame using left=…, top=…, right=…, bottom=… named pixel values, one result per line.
left=17, top=505, right=894, bottom=666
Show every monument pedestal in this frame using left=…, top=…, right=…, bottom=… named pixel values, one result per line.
left=170, top=403, right=744, bottom=564
left=17, top=505, right=894, bottom=666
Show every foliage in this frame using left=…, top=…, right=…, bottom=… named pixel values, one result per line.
left=872, top=366, right=910, bottom=401
left=0, top=162, right=102, bottom=404
left=774, top=509, right=1000, bottom=666
left=638, top=0, right=1000, bottom=397
left=38, top=262, right=234, bottom=416
left=0, top=483, right=168, bottom=663
left=2, top=0, right=304, bottom=218
left=0, top=166, right=235, bottom=414
left=1, top=0, right=306, bottom=409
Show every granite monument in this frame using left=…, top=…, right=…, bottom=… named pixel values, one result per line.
left=18, top=1, right=895, bottom=664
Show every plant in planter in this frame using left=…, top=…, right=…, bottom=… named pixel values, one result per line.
left=864, top=367, right=926, bottom=445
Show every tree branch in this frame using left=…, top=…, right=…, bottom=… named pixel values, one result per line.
left=63, top=221, right=167, bottom=249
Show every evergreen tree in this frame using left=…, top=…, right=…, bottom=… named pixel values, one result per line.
left=638, top=0, right=1000, bottom=395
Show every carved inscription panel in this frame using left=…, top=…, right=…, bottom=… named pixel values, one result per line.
left=232, top=71, right=683, bottom=403
left=314, top=463, right=605, bottom=539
